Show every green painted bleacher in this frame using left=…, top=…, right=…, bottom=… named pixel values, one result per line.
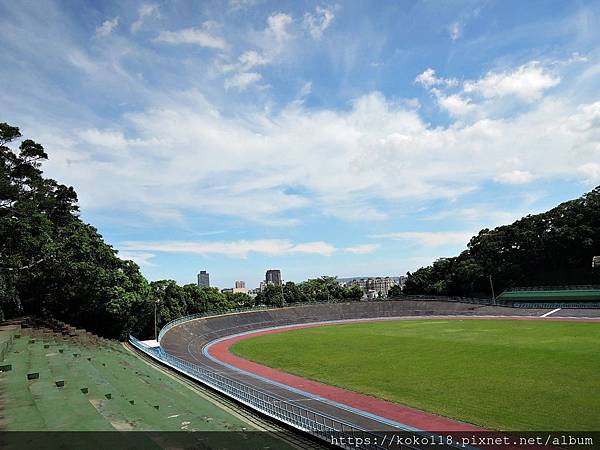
left=497, top=286, right=600, bottom=304
left=0, top=324, right=279, bottom=435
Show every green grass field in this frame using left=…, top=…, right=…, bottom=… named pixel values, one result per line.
left=231, top=319, right=600, bottom=431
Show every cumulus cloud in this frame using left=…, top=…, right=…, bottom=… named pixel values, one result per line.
left=155, top=24, right=227, bottom=49
left=345, top=244, right=380, bottom=254
left=266, top=12, right=293, bottom=43
left=370, top=231, right=475, bottom=247
left=415, top=68, right=458, bottom=88
left=435, top=92, right=476, bottom=117
left=121, top=239, right=336, bottom=258
left=95, top=17, right=119, bottom=37
left=39, top=60, right=600, bottom=225
left=238, top=50, right=270, bottom=69
left=464, top=62, right=560, bottom=102
left=303, top=6, right=335, bottom=39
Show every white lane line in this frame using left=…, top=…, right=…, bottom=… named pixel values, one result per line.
left=541, top=308, right=562, bottom=318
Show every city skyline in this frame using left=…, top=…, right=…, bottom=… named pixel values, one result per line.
left=2, top=1, right=599, bottom=288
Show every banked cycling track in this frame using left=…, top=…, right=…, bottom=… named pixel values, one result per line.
left=156, top=300, right=600, bottom=444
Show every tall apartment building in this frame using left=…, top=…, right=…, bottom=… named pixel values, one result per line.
left=347, top=277, right=397, bottom=298
left=197, top=270, right=210, bottom=288
left=265, top=269, right=282, bottom=286
left=233, top=280, right=248, bottom=294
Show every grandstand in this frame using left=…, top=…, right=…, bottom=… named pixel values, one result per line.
left=0, top=319, right=306, bottom=449
left=497, top=285, right=600, bottom=307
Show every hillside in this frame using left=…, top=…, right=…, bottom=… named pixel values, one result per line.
left=404, top=187, right=600, bottom=297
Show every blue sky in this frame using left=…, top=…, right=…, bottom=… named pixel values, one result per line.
left=2, top=1, right=600, bottom=289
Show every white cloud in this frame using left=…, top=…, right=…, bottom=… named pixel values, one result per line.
left=266, top=12, right=293, bottom=43
left=494, top=170, right=535, bottom=185
left=345, top=244, right=380, bottom=254
left=448, top=21, right=462, bottom=41
left=224, top=72, right=262, bottom=90
left=78, top=128, right=154, bottom=150
left=304, top=6, right=335, bottom=39
left=155, top=26, right=227, bottom=49
left=577, top=163, right=600, bottom=184
left=212, top=50, right=270, bottom=85
left=36, top=60, right=600, bottom=225
left=298, top=81, right=312, bottom=97
left=370, top=231, right=474, bottom=247
left=95, top=17, right=119, bottom=37
left=121, top=239, right=336, bottom=258
left=238, top=50, right=270, bottom=69
left=436, top=92, right=476, bottom=117
left=415, top=68, right=458, bottom=88
left=131, top=3, right=159, bottom=33
left=67, top=50, right=98, bottom=73
left=117, top=251, right=156, bottom=267
left=464, top=62, right=560, bottom=102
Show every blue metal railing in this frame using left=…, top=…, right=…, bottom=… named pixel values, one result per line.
left=128, top=334, right=400, bottom=450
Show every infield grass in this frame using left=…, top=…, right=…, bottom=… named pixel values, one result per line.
left=231, top=319, right=600, bottom=431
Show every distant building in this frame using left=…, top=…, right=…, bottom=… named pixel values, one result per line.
left=235, top=280, right=246, bottom=289
left=197, top=270, right=210, bottom=288
left=345, top=277, right=397, bottom=298
left=398, top=276, right=407, bottom=288
left=221, top=288, right=233, bottom=293
left=265, top=269, right=282, bottom=286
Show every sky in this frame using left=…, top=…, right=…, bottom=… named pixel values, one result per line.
left=1, top=0, right=600, bottom=289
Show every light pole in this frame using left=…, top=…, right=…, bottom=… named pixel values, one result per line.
left=489, top=275, right=496, bottom=305
left=154, top=299, right=161, bottom=341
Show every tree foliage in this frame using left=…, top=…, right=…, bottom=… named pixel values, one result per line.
left=0, top=123, right=257, bottom=338
left=0, top=123, right=363, bottom=338
left=255, top=276, right=363, bottom=306
left=404, top=188, right=600, bottom=297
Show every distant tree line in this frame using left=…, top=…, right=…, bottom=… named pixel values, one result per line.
left=255, top=276, right=363, bottom=306
left=0, top=123, right=361, bottom=339
left=403, top=187, right=600, bottom=297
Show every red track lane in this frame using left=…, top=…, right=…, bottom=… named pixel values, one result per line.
left=207, top=315, right=600, bottom=432
left=208, top=320, right=485, bottom=431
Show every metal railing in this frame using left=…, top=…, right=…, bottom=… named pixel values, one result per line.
left=128, top=334, right=403, bottom=450
left=503, top=285, right=600, bottom=292
left=398, top=295, right=495, bottom=305
left=514, top=302, right=600, bottom=309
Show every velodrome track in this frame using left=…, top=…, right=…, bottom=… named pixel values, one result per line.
left=159, top=300, right=600, bottom=436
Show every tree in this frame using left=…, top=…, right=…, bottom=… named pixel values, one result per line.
left=0, top=123, right=151, bottom=339
left=256, top=284, right=284, bottom=306
left=404, top=186, right=600, bottom=297
left=388, top=284, right=403, bottom=297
